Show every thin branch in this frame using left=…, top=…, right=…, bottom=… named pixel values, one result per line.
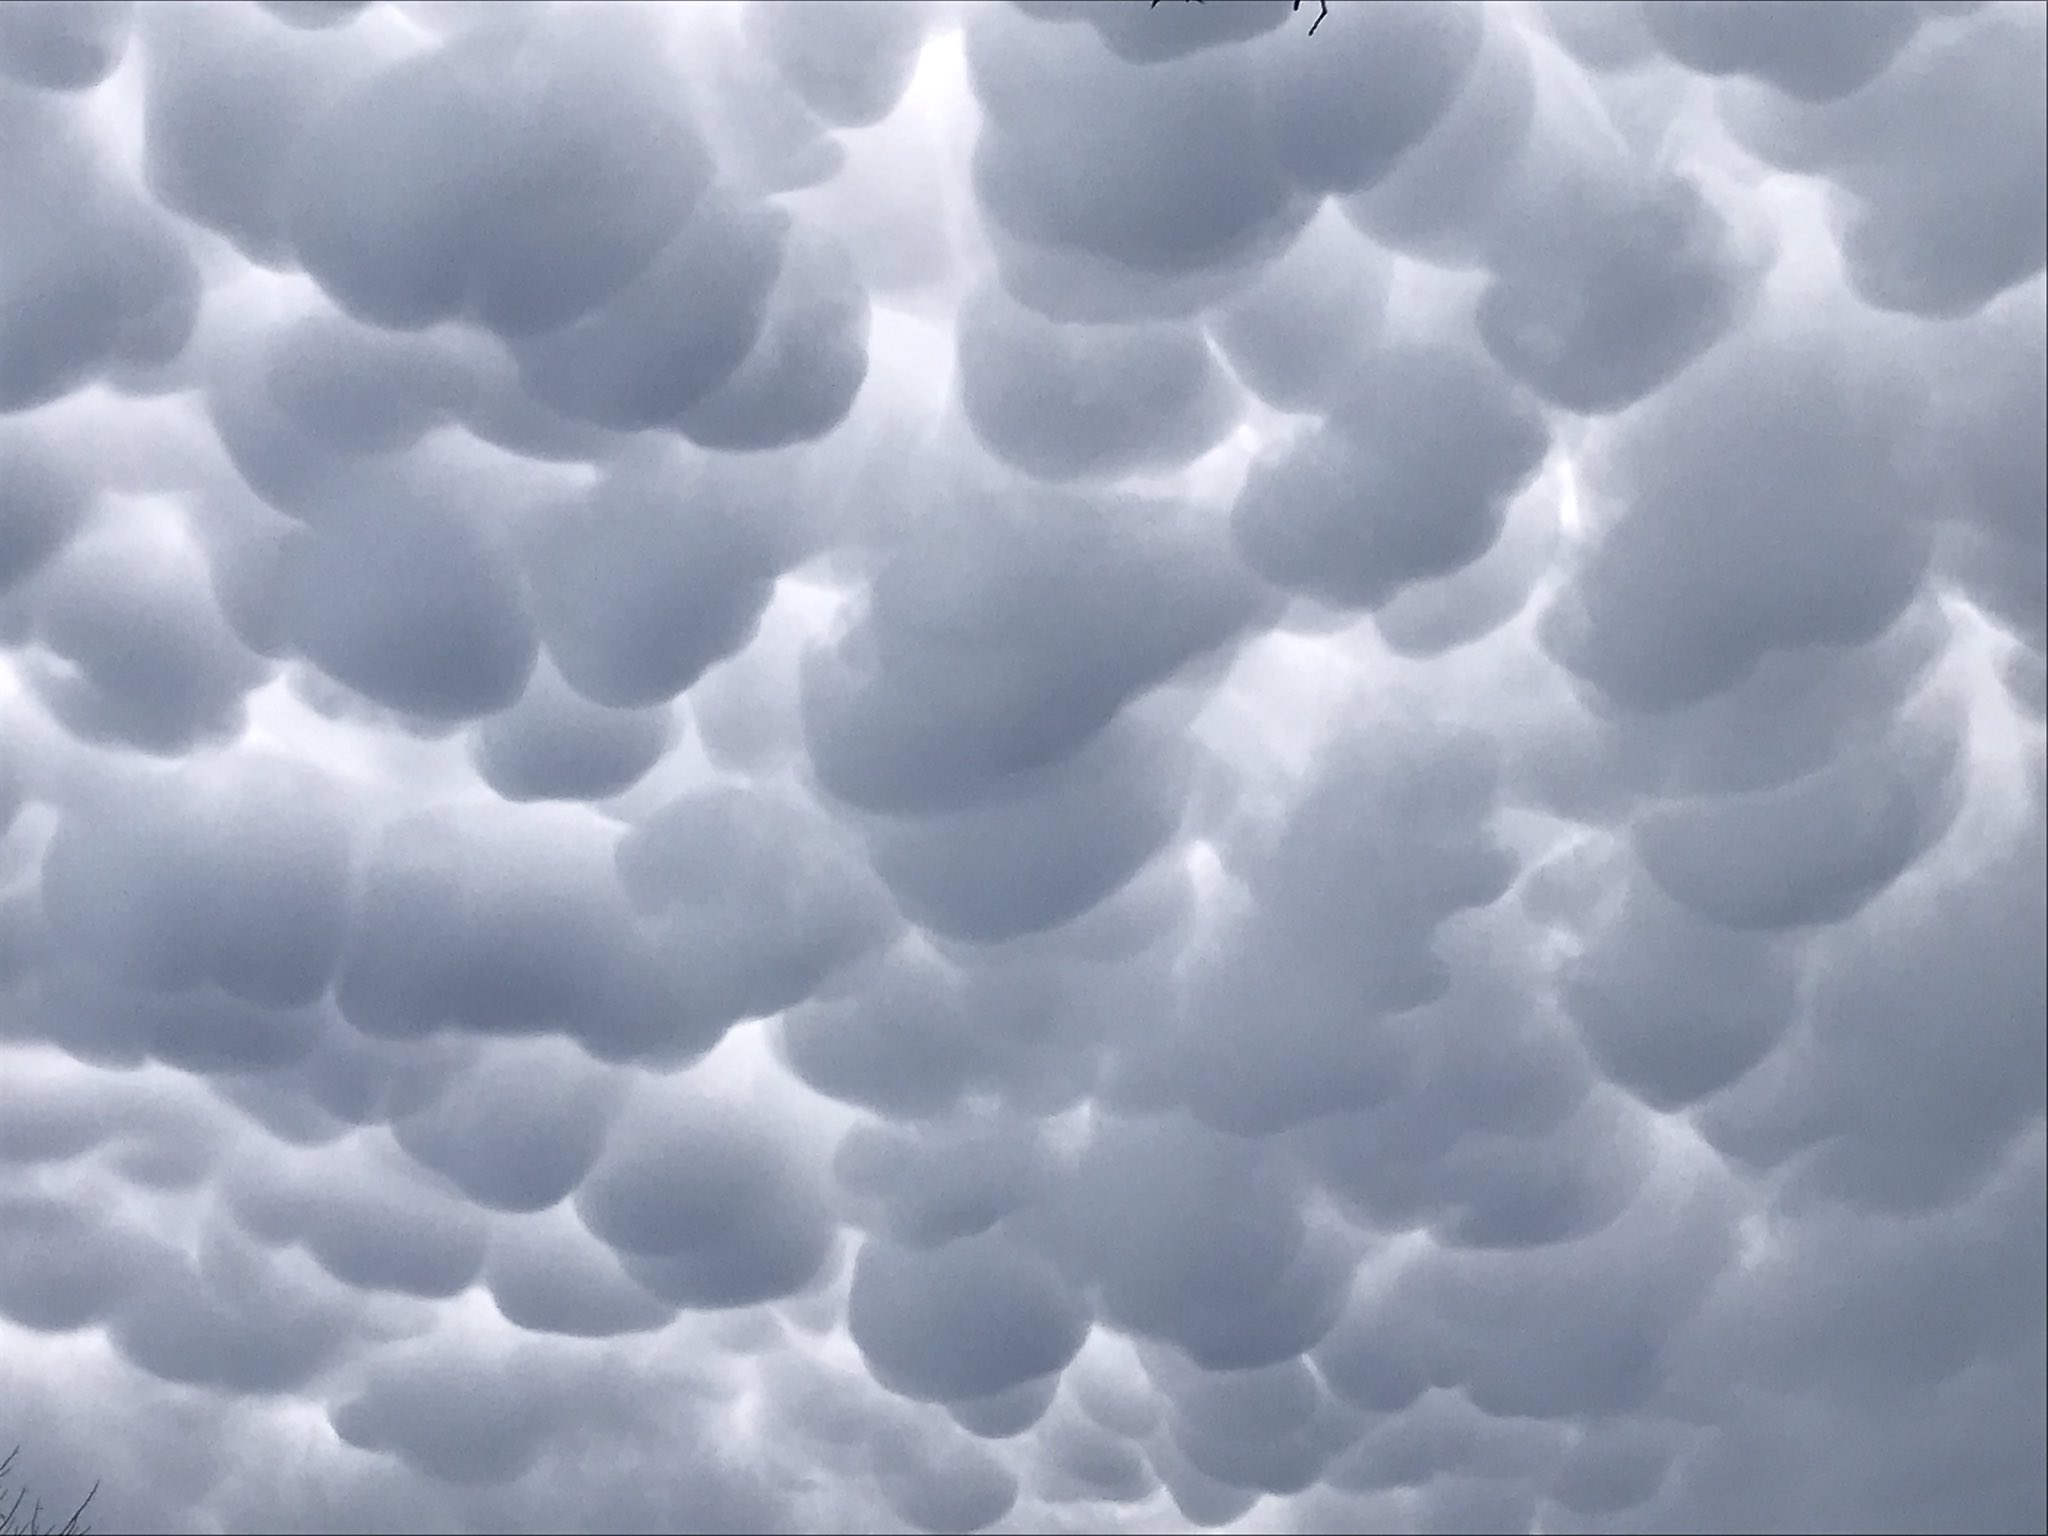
left=1149, top=0, right=1331, bottom=36
left=0, top=1450, right=96, bottom=1536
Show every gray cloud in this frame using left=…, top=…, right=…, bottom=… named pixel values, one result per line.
left=1541, top=297, right=1937, bottom=712
left=572, top=1082, right=836, bottom=1310
left=0, top=81, right=199, bottom=411
left=1231, top=339, right=1549, bottom=607
left=1642, top=1, right=1926, bottom=102
left=0, top=1, right=134, bottom=91
left=2, top=3, right=2041, bottom=1534
left=1716, top=1, right=2044, bottom=318
left=287, top=9, right=711, bottom=336
left=849, top=1228, right=1089, bottom=1402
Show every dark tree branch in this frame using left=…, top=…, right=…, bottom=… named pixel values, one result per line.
left=1149, top=0, right=1330, bottom=36
left=0, top=1450, right=96, bottom=1536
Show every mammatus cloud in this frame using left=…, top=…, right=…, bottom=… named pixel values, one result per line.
left=1, top=2, right=2042, bottom=1533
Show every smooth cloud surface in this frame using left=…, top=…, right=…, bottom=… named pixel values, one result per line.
left=1, top=3, right=2043, bottom=1533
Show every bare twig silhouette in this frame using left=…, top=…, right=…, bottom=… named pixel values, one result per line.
left=0, top=1450, right=97, bottom=1536
left=1149, top=0, right=1331, bottom=36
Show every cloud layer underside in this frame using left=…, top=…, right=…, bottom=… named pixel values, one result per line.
left=0, top=3, right=2041, bottom=1536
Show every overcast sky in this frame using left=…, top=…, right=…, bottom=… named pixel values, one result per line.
left=0, top=1, right=2042, bottom=1532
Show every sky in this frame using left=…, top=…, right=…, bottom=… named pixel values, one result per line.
left=0, top=1, right=2043, bottom=1532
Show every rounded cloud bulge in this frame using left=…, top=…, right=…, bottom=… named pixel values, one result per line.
left=1, top=4, right=2042, bottom=1535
